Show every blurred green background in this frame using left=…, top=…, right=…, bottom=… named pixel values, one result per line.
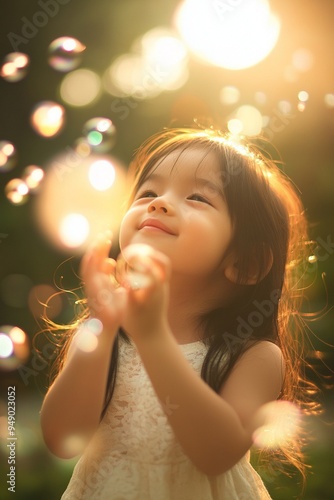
left=0, top=0, right=333, bottom=498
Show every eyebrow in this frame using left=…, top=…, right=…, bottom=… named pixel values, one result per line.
left=139, top=173, right=225, bottom=200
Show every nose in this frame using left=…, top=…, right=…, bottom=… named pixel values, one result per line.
left=148, top=196, right=173, bottom=215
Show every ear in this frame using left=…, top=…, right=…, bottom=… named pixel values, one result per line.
left=224, top=245, right=273, bottom=285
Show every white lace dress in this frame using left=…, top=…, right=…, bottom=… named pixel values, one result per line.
left=61, top=337, right=271, bottom=499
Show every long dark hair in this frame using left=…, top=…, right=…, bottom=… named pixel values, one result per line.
left=47, top=127, right=320, bottom=483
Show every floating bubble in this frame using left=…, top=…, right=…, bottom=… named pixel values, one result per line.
left=116, top=244, right=157, bottom=289
left=30, top=101, right=65, bottom=137
left=83, top=117, right=116, bottom=153
left=252, top=400, right=301, bottom=449
left=219, top=86, right=240, bottom=105
left=60, top=69, right=101, bottom=107
left=59, top=213, right=90, bottom=248
left=35, top=153, right=128, bottom=253
left=5, top=178, right=29, bottom=205
left=22, top=165, right=44, bottom=191
left=0, top=141, right=17, bottom=172
left=0, top=52, right=30, bottom=82
left=0, top=325, right=29, bottom=371
left=48, top=37, right=86, bottom=72
left=28, top=284, right=62, bottom=319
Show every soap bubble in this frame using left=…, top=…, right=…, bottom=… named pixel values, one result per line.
left=5, top=178, right=29, bottom=205
left=0, top=141, right=17, bottom=172
left=48, top=37, right=86, bottom=72
left=116, top=244, right=157, bottom=289
left=0, top=52, right=30, bottom=82
left=83, top=117, right=116, bottom=153
left=30, top=101, right=65, bottom=138
left=0, top=325, right=29, bottom=371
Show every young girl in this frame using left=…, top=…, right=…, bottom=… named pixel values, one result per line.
left=41, top=127, right=318, bottom=499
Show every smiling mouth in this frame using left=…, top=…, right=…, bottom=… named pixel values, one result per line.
left=139, top=219, right=176, bottom=235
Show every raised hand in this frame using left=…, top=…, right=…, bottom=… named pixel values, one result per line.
left=80, top=231, right=127, bottom=334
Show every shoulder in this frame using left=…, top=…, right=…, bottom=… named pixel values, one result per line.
left=219, top=341, right=285, bottom=428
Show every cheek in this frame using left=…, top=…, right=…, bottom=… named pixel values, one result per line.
left=118, top=210, right=136, bottom=250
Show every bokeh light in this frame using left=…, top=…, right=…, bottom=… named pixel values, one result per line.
left=104, top=28, right=188, bottom=99
left=174, top=0, right=280, bottom=70
left=116, top=244, right=157, bottom=289
left=22, top=165, right=45, bottom=192
left=59, top=213, right=90, bottom=248
left=88, top=159, right=116, bottom=191
left=60, top=68, right=101, bottom=107
left=291, top=48, right=314, bottom=73
left=228, top=105, right=263, bottom=136
left=0, top=325, right=29, bottom=371
left=252, top=400, right=302, bottom=449
left=0, top=52, right=30, bottom=82
left=35, top=153, right=128, bottom=252
left=48, top=37, right=86, bottom=72
left=83, top=117, right=116, bottom=153
left=30, top=101, right=65, bottom=137
left=0, top=141, right=17, bottom=172
left=5, top=178, right=29, bottom=205
left=74, top=318, right=103, bottom=353
left=324, top=93, right=334, bottom=108
left=219, top=86, right=240, bottom=106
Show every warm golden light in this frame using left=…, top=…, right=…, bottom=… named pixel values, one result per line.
left=60, top=69, right=101, bottom=107
left=30, top=101, right=65, bottom=137
left=174, top=0, right=280, bottom=70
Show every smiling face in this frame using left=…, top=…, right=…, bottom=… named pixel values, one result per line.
left=119, top=146, right=234, bottom=280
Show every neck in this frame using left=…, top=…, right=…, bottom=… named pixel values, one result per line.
left=167, top=272, right=228, bottom=345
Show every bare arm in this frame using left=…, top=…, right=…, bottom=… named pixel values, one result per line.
left=40, top=234, right=126, bottom=458
left=40, top=327, right=117, bottom=458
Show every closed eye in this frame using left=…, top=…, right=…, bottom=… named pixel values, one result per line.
left=188, top=193, right=211, bottom=205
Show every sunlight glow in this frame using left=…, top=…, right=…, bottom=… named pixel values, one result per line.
left=174, top=0, right=280, bottom=70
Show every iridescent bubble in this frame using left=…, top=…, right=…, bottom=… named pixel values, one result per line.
left=48, top=37, right=86, bottom=72
left=5, top=178, right=29, bottom=205
left=116, top=244, right=157, bottom=289
left=0, top=141, right=17, bottom=172
left=0, top=325, right=29, bottom=371
left=22, top=165, right=44, bottom=192
left=30, top=101, right=65, bottom=137
left=83, top=118, right=116, bottom=153
left=0, top=52, right=30, bottom=82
